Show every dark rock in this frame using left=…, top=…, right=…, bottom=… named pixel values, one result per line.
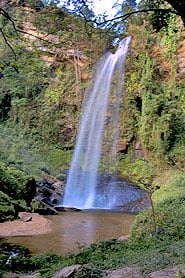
left=34, top=172, right=149, bottom=215
left=34, top=207, right=58, bottom=215
left=95, top=173, right=150, bottom=212
left=42, top=174, right=57, bottom=186
left=33, top=173, right=66, bottom=215
left=117, top=142, right=128, bottom=154
left=118, top=197, right=151, bottom=213
left=40, top=167, right=50, bottom=175
left=151, top=228, right=166, bottom=237
left=35, top=200, right=58, bottom=215
left=55, top=206, right=81, bottom=212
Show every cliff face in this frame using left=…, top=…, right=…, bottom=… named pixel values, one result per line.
left=177, top=29, right=185, bottom=83
left=0, top=1, right=185, bottom=167
left=117, top=18, right=185, bottom=163
left=0, top=0, right=109, bottom=145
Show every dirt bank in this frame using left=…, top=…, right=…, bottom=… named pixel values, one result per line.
left=0, top=213, right=52, bottom=236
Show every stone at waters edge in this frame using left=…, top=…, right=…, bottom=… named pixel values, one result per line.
left=18, top=212, right=33, bottom=222
left=54, top=206, right=81, bottom=212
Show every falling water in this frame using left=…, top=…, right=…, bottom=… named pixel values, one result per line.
left=63, top=36, right=132, bottom=209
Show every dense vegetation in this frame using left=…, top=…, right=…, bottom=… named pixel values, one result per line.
left=0, top=0, right=185, bottom=276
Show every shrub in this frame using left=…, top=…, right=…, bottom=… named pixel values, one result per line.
left=130, top=196, right=185, bottom=242
left=0, top=191, right=16, bottom=221
left=0, top=160, right=36, bottom=206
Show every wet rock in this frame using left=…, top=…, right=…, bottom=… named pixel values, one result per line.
left=53, top=181, right=64, bottom=194
left=95, top=174, right=150, bottom=212
left=51, top=264, right=82, bottom=278
left=34, top=200, right=58, bottom=215
left=33, top=173, right=66, bottom=215
left=118, top=197, right=151, bottom=213
left=34, top=172, right=150, bottom=214
left=55, top=206, right=81, bottom=212
left=103, top=266, right=142, bottom=278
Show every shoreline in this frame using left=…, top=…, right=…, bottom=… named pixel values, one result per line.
left=0, top=213, right=52, bottom=237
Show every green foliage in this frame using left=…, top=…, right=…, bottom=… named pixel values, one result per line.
left=0, top=47, right=48, bottom=99
left=143, top=0, right=173, bottom=31
left=0, top=124, right=72, bottom=178
left=0, top=191, right=16, bottom=221
left=152, top=171, right=185, bottom=202
left=1, top=165, right=185, bottom=273
left=131, top=195, right=185, bottom=243
left=117, top=156, right=155, bottom=188
left=0, top=1, right=112, bottom=144
left=167, top=141, right=185, bottom=168
left=8, top=253, right=63, bottom=273
left=131, top=170, right=185, bottom=243
left=3, top=232, right=185, bottom=277
left=0, top=160, right=36, bottom=204
left=125, top=17, right=185, bottom=163
left=0, top=158, right=36, bottom=221
left=0, top=254, right=9, bottom=277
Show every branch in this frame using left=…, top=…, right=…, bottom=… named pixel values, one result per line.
left=0, top=7, right=63, bottom=56
left=0, top=8, right=18, bottom=31
left=0, top=27, right=17, bottom=58
left=83, top=8, right=179, bottom=26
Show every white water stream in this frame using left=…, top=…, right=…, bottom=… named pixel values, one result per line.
left=63, top=37, right=132, bottom=209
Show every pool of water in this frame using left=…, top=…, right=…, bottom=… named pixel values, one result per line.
left=3, top=210, right=135, bottom=255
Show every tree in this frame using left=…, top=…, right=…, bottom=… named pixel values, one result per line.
left=1, top=0, right=185, bottom=54
left=166, top=0, right=185, bottom=25
left=57, top=0, right=185, bottom=27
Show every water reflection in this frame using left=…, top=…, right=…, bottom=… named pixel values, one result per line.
left=4, top=210, right=135, bottom=255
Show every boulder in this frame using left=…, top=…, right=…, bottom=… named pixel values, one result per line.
left=18, top=212, right=32, bottom=222
left=149, top=266, right=185, bottom=278
left=103, top=267, right=142, bottom=278
left=33, top=173, right=66, bottom=215
left=51, top=264, right=82, bottom=278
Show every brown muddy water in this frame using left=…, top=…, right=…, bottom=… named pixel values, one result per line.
left=4, top=210, right=135, bottom=256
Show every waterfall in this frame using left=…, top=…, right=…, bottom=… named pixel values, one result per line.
left=63, top=36, right=132, bottom=209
